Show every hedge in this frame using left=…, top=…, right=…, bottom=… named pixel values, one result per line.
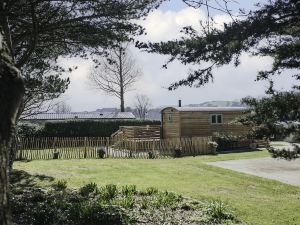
left=21, top=120, right=161, bottom=137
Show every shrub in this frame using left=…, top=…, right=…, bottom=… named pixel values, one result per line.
left=97, top=147, right=106, bottom=159
left=11, top=187, right=127, bottom=225
left=268, top=144, right=300, bottom=160
left=10, top=177, right=241, bottom=225
left=35, top=120, right=160, bottom=137
left=17, top=123, right=43, bottom=137
left=213, top=133, right=248, bottom=143
left=213, top=133, right=251, bottom=150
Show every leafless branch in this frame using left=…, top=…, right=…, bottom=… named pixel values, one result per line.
left=89, top=43, right=141, bottom=111
left=134, top=94, right=152, bottom=120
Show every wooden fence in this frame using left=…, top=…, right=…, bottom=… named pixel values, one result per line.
left=111, top=125, right=161, bottom=140
left=120, top=125, right=161, bottom=139
left=15, top=136, right=212, bottom=160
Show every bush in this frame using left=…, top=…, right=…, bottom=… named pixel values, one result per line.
left=213, top=133, right=251, bottom=151
left=268, top=144, right=300, bottom=160
left=11, top=188, right=127, bottom=225
left=17, top=123, right=43, bottom=137
left=25, top=120, right=160, bottom=137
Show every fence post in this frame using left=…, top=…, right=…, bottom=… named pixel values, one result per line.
left=152, top=139, right=155, bottom=151
left=106, top=137, right=110, bottom=158
left=18, top=137, right=23, bottom=160
left=84, top=137, right=87, bottom=158
left=53, top=137, right=57, bottom=149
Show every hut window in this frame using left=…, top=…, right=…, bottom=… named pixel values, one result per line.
left=168, top=114, right=172, bottom=121
left=211, top=114, right=222, bottom=124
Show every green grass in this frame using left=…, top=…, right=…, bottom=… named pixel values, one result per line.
left=14, top=150, right=300, bottom=225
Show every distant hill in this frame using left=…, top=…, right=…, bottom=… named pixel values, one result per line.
left=187, top=101, right=245, bottom=107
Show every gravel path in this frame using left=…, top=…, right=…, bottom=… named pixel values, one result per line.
left=207, top=157, right=300, bottom=186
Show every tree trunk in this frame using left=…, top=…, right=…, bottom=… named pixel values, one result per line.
left=0, top=26, right=24, bottom=225
left=8, top=100, right=25, bottom=171
left=119, top=46, right=125, bottom=112
left=120, top=93, right=125, bottom=112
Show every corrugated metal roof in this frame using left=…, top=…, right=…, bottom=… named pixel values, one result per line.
left=164, top=106, right=247, bottom=112
left=24, top=112, right=136, bottom=120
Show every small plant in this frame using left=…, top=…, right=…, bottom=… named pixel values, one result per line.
left=154, top=191, right=180, bottom=209
left=51, top=180, right=67, bottom=191
left=148, top=151, right=155, bottom=159
left=97, top=147, right=106, bottom=159
left=68, top=201, right=126, bottom=225
left=173, top=147, right=182, bottom=158
left=79, top=183, right=98, bottom=196
left=140, top=197, right=148, bottom=209
left=144, top=187, right=158, bottom=196
left=204, top=200, right=235, bottom=222
left=208, top=141, right=218, bottom=154
left=53, top=150, right=60, bottom=159
left=119, top=196, right=135, bottom=209
left=121, top=185, right=137, bottom=197
left=101, top=184, right=118, bottom=201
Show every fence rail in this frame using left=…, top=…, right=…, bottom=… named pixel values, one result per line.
left=16, top=136, right=212, bottom=160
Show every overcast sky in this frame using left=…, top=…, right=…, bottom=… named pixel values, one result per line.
left=58, top=0, right=297, bottom=112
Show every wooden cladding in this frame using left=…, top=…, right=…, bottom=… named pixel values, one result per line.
left=161, top=108, right=249, bottom=138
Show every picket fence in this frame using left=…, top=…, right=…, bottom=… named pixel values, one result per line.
left=15, top=136, right=212, bottom=160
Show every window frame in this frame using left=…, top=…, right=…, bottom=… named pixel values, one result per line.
left=210, top=114, right=223, bottom=125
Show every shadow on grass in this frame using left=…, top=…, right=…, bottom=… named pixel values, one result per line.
left=10, top=169, right=54, bottom=189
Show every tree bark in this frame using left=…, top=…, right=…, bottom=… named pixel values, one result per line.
left=120, top=92, right=125, bottom=112
left=0, top=25, right=24, bottom=225
left=119, top=47, right=125, bottom=112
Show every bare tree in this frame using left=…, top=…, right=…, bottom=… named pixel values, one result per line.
left=89, top=44, right=141, bottom=112
left=53, top=102, right=72, bottom=114
left=134, top=94, right=152, bottom=120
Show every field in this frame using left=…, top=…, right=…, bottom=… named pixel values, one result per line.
left=15, top=150, right=300, bottom=225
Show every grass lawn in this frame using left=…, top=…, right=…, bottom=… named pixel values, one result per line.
left=15, top=150, right=300, bottom=225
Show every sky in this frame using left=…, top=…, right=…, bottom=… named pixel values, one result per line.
left=57, top=0, right=297, bottom=112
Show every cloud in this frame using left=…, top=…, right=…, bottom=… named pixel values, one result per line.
left=58, top=6, right=297, bottom=111
left=139, top=7, right=206, bottom=42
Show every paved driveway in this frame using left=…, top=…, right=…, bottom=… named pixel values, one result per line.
left=207, top=157, right=300, bottom=186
